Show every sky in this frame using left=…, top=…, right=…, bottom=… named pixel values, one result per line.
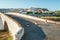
left=0, top=0, right=60, bottom=11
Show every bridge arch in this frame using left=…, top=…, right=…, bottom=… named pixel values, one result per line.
left=4, top=21, right=9, bottom=32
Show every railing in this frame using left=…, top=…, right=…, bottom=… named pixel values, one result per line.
left=0, top=13, right=24, bottom=40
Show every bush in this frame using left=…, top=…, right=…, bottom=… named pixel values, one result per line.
left=35, top=12, right=41, bottom=14
left=26, top=12, right=33, bottom=14
left=7, top=34, right=12, bottom=40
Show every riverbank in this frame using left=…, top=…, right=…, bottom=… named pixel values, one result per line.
left=0, top=30, right=9, bottom=40
left=0, top=30, right=12, bottom=40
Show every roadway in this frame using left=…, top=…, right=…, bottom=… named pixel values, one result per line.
left=6, top=14, right=46, bottom=40
left=6, top=14, right=60, bottom=40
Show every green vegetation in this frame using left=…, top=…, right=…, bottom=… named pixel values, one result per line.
left=54, top=11, right=60, bottom=17
left=7, top=34, right=12, bottom=40
left=41, top=16, right=60, bottom=21
left=26, top=11, right=33, bottom=14
left=35, top=12, right=42, bottom=14
left=35, top=12, right=40, bottom=14
left=26, top=10, right=60, bottom=21
left=48, top=11, right=60, bottom=17
left=36, top=10, right=60, bottom=21
left=0, top=30, right=12, bottom=40
left=55, top=11, right=60, bottom=14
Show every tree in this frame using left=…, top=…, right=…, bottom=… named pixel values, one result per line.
left=26, top=11, right=33, bottom=15
left=54, top=11, right=60, bottom=17
left=35, top=12, right=42, bottom=14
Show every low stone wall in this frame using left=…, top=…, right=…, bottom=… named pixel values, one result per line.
left=6, top=12, right=60, bottom=24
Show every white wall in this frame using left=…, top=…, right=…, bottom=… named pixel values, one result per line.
left=0, top=17, right=4, bottom=30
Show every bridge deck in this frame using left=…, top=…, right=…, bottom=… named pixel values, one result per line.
left=7, top=14, right=60, bottom=40
left=6, top=15, right=46, bottom=40
left=1, top=13, right=60, bottom=40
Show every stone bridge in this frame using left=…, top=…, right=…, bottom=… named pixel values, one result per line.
left=0, top=13, right=24, bottom=40
left=0, top=12, right=60, bottom=40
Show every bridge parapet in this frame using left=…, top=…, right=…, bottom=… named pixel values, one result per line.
left=0, top=13, right=24, bottom=40
left=6, top=12, right=60, bottom=24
